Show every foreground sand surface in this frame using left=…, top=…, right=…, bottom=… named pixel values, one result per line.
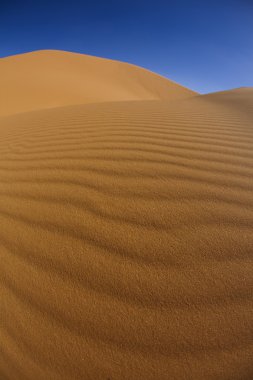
left=0, top=52, right=253, bottom=379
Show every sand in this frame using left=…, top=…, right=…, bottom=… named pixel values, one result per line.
left=0, top=51, right=253, bottom=380
left=0, top=50, right=196, bottom=117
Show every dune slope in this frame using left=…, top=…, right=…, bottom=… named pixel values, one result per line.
left=199, top=87, right=253, bottom=115
left=0, top=90, right=253, bottom=379
left=0, top=50, right=196, bottom=116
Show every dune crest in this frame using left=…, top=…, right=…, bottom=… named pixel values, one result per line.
left=0, top=50, right=196, bottom=116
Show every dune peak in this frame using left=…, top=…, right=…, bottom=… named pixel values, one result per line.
left=0, top=49, right=197, bottom=116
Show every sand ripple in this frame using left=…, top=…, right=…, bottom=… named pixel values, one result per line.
left=1, top=92, right=253, bottom=379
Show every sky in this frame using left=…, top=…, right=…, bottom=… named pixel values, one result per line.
left=0, top=0, right=252, bottom=93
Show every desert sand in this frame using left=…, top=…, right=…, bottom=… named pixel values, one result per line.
left=0, top=50, right=196, bottom=117
left=0, top=51, right=253, bottom=380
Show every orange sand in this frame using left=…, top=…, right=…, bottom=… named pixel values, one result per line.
left=0, top=50, right=195, bottom=117
left=0, top=51, right=253, bottom=380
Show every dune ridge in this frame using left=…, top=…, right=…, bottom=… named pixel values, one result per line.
left=0, top=50, right=197, bottom=116
left=1, top=82, right=253, bottom=379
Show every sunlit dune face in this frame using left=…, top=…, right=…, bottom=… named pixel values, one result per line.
left=0, top=50, right=196, bottom=117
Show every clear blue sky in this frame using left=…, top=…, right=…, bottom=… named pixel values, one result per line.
left=1, top=0, right=252, bottom=93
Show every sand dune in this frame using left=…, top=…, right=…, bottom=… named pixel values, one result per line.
left=200, top=87, right=253, bottom=115
left=0, top=50, right=196, bottom=116
left=0, top=52, right=253, bottom=380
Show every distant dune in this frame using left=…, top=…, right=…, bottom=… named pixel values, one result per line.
left=0, top=51, right=253, bottom=380
left=0, top=50, right=196, bottom=116
left=200, top=87, right=253, bottom=114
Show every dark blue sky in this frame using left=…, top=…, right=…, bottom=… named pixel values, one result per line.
left=1, top=0, right=252, bottom=93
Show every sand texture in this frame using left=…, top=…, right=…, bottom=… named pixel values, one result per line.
left=0, top=52, right=253, bottom=380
